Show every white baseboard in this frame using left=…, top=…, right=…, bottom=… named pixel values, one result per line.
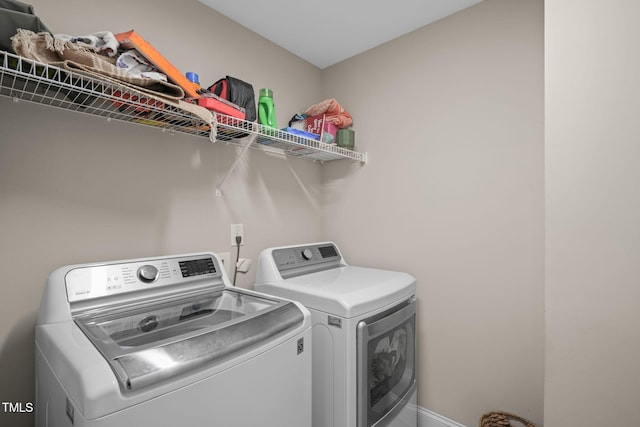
left=418, top=406, right=467, bottom=427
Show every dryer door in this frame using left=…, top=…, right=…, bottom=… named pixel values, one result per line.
left=357, top=297, right=417, bottom=427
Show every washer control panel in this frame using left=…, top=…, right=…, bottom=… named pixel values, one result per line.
left=65, top=255, right=220, bottom=303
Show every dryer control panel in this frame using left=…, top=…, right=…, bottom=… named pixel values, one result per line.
left=65, top=254, right=223, bottom=303
left=272, top=243, right=344, bottom=278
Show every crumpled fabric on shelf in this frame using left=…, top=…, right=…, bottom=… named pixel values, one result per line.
left=116, top=49, right=167, bottom=82
left=304, top=98, right=352, bottom=128
left=10, top=29, right=184, bottom=100
left=55, top=31, right=119, bottom=57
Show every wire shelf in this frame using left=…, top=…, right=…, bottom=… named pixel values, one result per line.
left=213, top=114, right=367, bottom=163
left=0, top=51, right=367, bottom=164
left=0, top=51, right=209, bottom=136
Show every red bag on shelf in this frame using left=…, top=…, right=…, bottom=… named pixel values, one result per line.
left=207, top=76, right=256, bottom=122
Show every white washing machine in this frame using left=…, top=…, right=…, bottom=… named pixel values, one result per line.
left=255, top=242, right=417, bottom=427
left=36, top=252, right=312, bottom=427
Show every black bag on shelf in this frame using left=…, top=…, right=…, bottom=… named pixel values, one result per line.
left=0, top=0, right=51, bottom=53
left=207, top=76, right=256, bottom=122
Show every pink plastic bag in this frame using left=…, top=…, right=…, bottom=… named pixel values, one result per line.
left=304, top=98, right=352, bottom=128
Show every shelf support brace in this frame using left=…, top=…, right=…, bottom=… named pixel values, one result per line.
left=216, top=133, right=258, bottom=197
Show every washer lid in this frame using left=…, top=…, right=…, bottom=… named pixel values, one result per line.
left=74, top=289, right=304, bottom=392
left=256, top=265, right=416, bottom=318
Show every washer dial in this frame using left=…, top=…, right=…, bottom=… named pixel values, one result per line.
left=137, top=265, right=159, bottom=283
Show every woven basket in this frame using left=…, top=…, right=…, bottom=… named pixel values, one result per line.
left=479, top=411, right=536, bottom=427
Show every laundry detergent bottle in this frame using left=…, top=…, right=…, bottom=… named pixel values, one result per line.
left=258, top=88, right=277, bottom=128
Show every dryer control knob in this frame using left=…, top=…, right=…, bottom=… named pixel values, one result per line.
left=301, top=249, right=314, bottom=260
left=137, top=265, right=159, bottom=283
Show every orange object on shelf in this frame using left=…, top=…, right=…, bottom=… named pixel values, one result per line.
left=114, top=30, right=200, bottom=99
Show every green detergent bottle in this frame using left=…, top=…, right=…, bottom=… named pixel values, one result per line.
left=258, top=88, right=277, bottom=128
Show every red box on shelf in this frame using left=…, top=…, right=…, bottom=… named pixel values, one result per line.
left=197, top=96, right=245, bottom=119
left=302, top=114, right=338, bottom=143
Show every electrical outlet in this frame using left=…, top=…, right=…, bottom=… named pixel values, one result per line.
left=230, top=224, right=244, bottom=246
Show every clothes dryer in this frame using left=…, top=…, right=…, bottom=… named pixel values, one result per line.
left=255, top=242, right=417, bottom=427
left=36, top=252, right=311, bottom=427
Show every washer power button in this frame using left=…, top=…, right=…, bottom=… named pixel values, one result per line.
left=137, top=265, right=159, bottom=283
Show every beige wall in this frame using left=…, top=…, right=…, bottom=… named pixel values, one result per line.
left=6, top=1, right=638, bottom=426
left=0, top=1, right=323, bottom=426
left=322, top=1, right=544, bottom=426
left=7, top=1, right=600, bottom=427
left=545, top=0, right=640, bottom=425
